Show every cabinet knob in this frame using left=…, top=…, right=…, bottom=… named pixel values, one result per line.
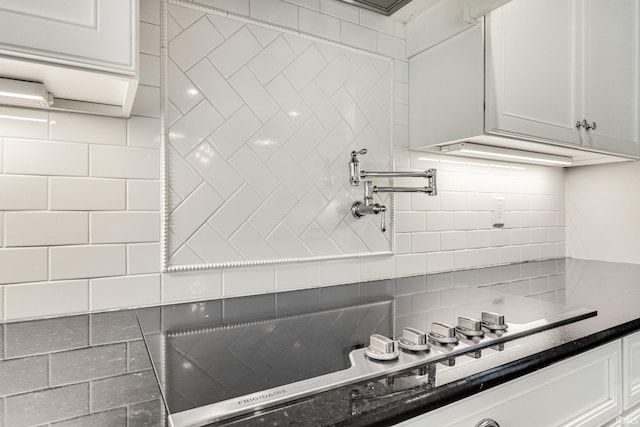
left=475, top=419, right=500, bottom=427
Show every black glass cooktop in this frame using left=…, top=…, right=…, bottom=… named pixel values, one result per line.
left=136, top=286, right=394, bottom=416
left=136, top=263, right=595, bottom=427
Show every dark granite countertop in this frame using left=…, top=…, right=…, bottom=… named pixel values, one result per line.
left=209, top=258, right=640, bottom=426
left=1, top=258, right=639, bottom=426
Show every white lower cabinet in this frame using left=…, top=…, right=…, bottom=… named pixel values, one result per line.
left=623, top=330, right=640, bottom=410
left=397, top=340, right=622, bottom=427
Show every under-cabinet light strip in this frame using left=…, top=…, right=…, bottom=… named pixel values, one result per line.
left=441, top=142, right=573, bottom=166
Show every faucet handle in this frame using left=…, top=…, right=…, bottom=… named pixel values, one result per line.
left=351, top=148, right=367, bottom=159
left=380, top=205, right=386, bottom=233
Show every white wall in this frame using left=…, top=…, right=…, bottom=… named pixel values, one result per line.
left=566, top=160, right=640, bottom=263
left=0, top=0, right=566, bottom=322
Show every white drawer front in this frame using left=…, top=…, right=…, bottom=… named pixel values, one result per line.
left=399, top=341, right=622, bottom=427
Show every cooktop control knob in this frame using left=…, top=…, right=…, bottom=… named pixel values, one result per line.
left=365, top=334, right=399, bottom=361
left=481, top=312, right=508, bottom=331
left=398, top=327, right=430, bottom=352
left=456, top=316, right=485, bottom=338
left=428, top=322, right=459, bottom=345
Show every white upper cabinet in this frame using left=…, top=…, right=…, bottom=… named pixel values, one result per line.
left=409, top=0, right=640, bottom=164
left=0, top=0, right=139, bottom=117
left=582, top=0, right=640, bottom=157
left=485, top=0, right=581, bottom=146
left=485, top=0, right=640, bottom=157
left=0, top=0, right=136, bottom=73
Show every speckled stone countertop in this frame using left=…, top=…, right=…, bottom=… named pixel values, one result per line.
left=209, top=258, right=640, bottom=426
left=1, top=258, right=639, bottom=427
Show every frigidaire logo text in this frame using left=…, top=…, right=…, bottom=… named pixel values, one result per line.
left=237, top=389, right=287, bottom=405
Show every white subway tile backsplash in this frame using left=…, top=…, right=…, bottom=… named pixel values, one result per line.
left=377, top=33, right=405, bottom=59
left=426, top=251, right=454, bottom=273
left=91, top=274, right=161, bottom=311
left=90, top=212, right=160, bottom=244
left=5, top=280, right=89, bottom=320
left=163, top=270, right=222, bottom=303
left=49, top=113, right=126, bottom=146
left=501, top=246, right=521, bottom=264
left=171, top=183, right=224, bottom=241
left=223, top=266, right=275, bottom=297
left=127, top=180, right=160, bottom=211
left=198, top=0, right=250, bottom=15
left=299, top=8, right=340, bottom=41
left=50, top=245, right=126, bottom=280
left=90, top=146, right=159, bottom=179
left=440, top=231, right=466, bottom=251
left=248, top=37, right=297, bottom=86
left=454, top=250, right=478, bottom=270
left=395, top=253, right=426, bottom=276
left=187, top=57, right=244, bottom=118
left=229, top=67, right=279, bottom=123
left=320, top=0, right=359, bottom=23
left=285, top=0, right=320, bottom=10
left=520, top=212, right=540, bottom=228
left=510, top=229, right=530, bottom=245
left=140, top=0, right=160, bottom=24
left=489, top=229, right=510, bottom=247
left=128, top=117, right=161, bottom=149
left=140, top=22, right=161, bottom=56
left=127, top=243, right=161, bottom=275
left=0, top=248, right=47, bottom=285
left=411, top=192, right=440, bottom=211
left=140, top=53, right=161, bottom=87
left=394, top=82, right=408, bottom=105
left=276, top=263, right=320, bottom=290
left=341, top=21, right=377, bottom=52
left=426, top=212, right=453, bottom=231
left=50, top=178, right=125, bottom=211
left=170, top=102, right=224, bottom=156
left=188, top=143, right=243, bottom=198
left=395, top=212, right=426, bottom=233
left=5, top=212, right=88, bottom=247
left=530, top=228, right=549, bottom=244
left=453, top=212, right=482, bottom=230
left=477, top=247, right=501, bottom=266
left=360, top=256, right=394, bottom=281
left=0, top=176, right=47, bottom=210
left=395, top=233, right=411, bottom=254
left=411, top=232, right=439, bottom=253
left=4, top=139, right=88, bottom=176
left=520, top=244, right=540, bottom=261
left=466, top=230, right=490, bottom=249
left=394, top=60, right=408, bottom=83
left=0, top=107, right=48, bottom=139
left=0, top=1, right=568, bottom=321
left=250, top=0, right=299, bottom=29
left=359, top=9, right=394, bottom=35
left=320, top=259, right=360, bottom=285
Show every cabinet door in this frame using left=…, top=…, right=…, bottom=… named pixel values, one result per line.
left=0, top=0, right=137, bottom=74
left=582, top=0, right=640, bottom=157
left=409, top=24, right=485, bottom=149
left=398, top=341, right=622, bottom=427
left=486, top=0, right=582, bottom=146
left=623, top=331, right=640, bottom=410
